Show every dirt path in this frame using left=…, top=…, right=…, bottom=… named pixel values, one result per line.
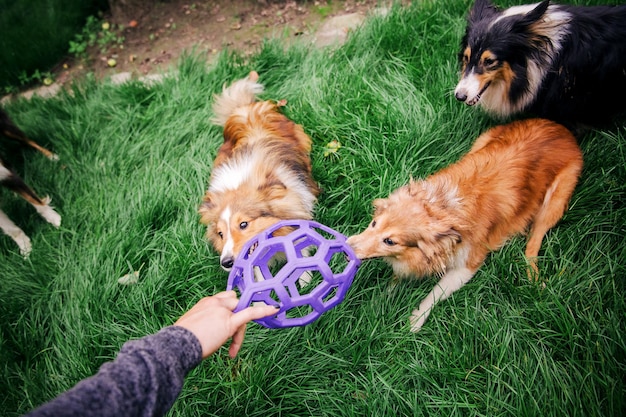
left=55, top=0, right=388, bottom=85
left=2, top=0, right=401, bottom=102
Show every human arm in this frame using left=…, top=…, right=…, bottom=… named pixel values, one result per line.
left=24, top=291, right=277, bottom=417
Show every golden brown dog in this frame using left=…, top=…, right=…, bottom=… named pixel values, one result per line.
left=347, top=119, right=582, bottom=332
left=199, top=71, right=319, bottom=271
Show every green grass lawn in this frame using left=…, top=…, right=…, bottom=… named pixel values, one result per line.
left=1, top=1, right=624, bottom=416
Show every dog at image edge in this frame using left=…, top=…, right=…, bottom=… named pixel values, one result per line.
left=455, top=0, right=626, bottom=128
left=199, top=71, right=320, bottom=270
left=0, top=109, right=61, bottom=256
left=347, top=119, right=582, bottom=332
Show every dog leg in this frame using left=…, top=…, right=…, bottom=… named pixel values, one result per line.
left=0, top=114, right=58, bottom=160
left=0, top=110, right=59, bottom=161
left=0, top=209, right=32, bottom=256
left=410, top=267, right=474, bottom=332
left=17, top=135, right=59, bottom=161
left=525, top=162, right=581, bottom=279
left=1, top=167, right=61, bottom=228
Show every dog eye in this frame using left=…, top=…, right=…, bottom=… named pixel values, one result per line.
left=484, top=58, right=497, bottom=67
left=371, top=220, right=377, bottom=228
left=218, top=231, right=223, bottom=239
left=239, top=221, right=248, bottom=230
left=383, top=238, right=395, bottom=246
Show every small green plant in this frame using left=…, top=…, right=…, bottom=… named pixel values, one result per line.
left=2, top=85, right=19, bottom=95
left=68, top=15, right=99, bottom=59
left=97, top=22, right=125, bottom=54
left=16, top=68, right=54, bottom=88
left=315, top=0, right=334, bottom=18
left=69, top=15, right=125, bottom=60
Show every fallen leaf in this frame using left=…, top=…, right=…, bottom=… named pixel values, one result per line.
left=118, top=271, right=139, bottom=285
left=323, top=140, right=341, bottom=158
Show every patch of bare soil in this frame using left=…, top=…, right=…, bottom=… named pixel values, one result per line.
left=54, top=0, right=384, bottom=85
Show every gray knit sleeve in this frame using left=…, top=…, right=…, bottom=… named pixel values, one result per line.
left=24, top=325, right=203, bottom=417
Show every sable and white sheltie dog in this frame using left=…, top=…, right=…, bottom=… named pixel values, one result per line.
left=0, top=109, right=61, bottom=256
left=347, top=119, right=582, bottom=332
left=454, top=0, right=626, bottom=127
left=199, top=71, right=320, bottom=271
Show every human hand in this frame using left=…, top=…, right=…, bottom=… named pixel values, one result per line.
left=174, top=291, right=278, bottom=358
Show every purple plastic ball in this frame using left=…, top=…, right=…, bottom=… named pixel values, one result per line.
left=226, top=219, right=361, bottom=329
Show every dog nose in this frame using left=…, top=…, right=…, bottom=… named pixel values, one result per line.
left=455, top=90, right=468, bottom=102
left=346, top=236, right=362, bottom=256
left=221, top=256, right=234, bottom=270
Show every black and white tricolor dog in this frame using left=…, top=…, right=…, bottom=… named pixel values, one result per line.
left=0, top=109, right=60, bottom=256
left=454, top=0, right=626, bottom=128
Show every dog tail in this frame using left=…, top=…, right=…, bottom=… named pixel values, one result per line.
left=211, top=71, right=264, bottom=126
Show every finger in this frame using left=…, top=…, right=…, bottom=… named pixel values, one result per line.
left=220, top=296, right=240, bottom=311
left=228, top=324, right=247, bottom=358
left=213, top=290, right=237, bottom=299
left=231, top=305, right=278, bottom=328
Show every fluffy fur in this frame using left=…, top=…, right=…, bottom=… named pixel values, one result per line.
left=454, top=0, right=626, bottom=127
left=199, top=71, right=319, bottom=271
left=347, top=119, right=582, bottom=332
left=0, top=109, right=61, bottom=256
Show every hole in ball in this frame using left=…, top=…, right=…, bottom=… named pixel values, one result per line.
left=285, top=304, right=315, bottom=321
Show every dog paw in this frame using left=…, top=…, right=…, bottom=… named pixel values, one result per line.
left=409, top=316, right=424, bottom=333
left=14, top=233, right=32, bottom=257
left=40, top=207, right=61, bottom=227
left=409, top=309, right=429, bottom=333
left=525, top=256, right=539, bottom=280
left=36, top=197, right=61, bottom=227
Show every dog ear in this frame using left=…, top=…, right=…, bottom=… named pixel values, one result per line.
left=372, top=198, right=387, bottom=215
left=404, top=235, right=422, bottom=249
left=405, top=228, right=461, bottom=249
left=469, top=0, right=499, bottom=22
left=199, top=193, right=214, bottom=211
left=515, top=0, right=550, bottom=28
left=198, top=193, right=215, bottom=224
left=436, top=228, right=462, bottom=245
left=259, top=178, right=287, bottom=200
left=407, top=179, right=425, bottom=197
